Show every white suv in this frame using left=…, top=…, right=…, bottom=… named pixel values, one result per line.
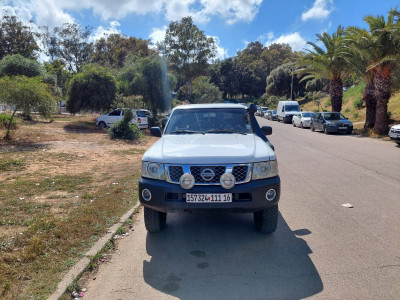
left=139, top=104, right=280, bottom=234
left=96, top=109, right=148, bottom=129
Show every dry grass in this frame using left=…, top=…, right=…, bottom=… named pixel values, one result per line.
left=0, top=114, right=156, bottom=299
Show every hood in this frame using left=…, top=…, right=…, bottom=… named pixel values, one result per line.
left=390, top=124, right=400, bottom=130
left=142, top=133, right=276, bottom=164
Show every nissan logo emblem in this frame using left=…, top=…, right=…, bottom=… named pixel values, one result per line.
left=201, top=168, right=215, bottom=181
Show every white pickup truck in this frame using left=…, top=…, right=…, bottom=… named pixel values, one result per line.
left=139, top=103, right=281, bottom=234
left=96, top=109, right=148, bottom=129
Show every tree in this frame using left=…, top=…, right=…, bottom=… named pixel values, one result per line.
left=295, top=26, right=349, bottom=112
left=0, top=15, right=39, bottom=59
left=363, top=9, right=400, bottom=135
left=345, top=27, right=377, bottom=129
left=92, top=34, right=153, bottom=69
left=67, top=64, right=116, bottom=113
left=47, top=23, right=93, bottom=72
left=0, top=54, right=44, bottom=77
left=44, top=59, right=72, bottom=97
left=126, top=55, right=176, bottom=115
left=0, top=76, right=56, bottom=139
left=266, top=62, right=307, bottom=99
left=191, top=76, right=222, bottom=103
left=164, top=17, right=216, bottom=94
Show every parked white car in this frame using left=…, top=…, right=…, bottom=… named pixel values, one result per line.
left=389, top=124, right=400, bottom=145
left=292, top=111, right=314, bottom=128
left=96, top=109, right=148, bottom=129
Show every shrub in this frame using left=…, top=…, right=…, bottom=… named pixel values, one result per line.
left=353, top=112, right=360, bottom=119
left=108, top=109, right=143, bottom=140
left=0, top=113, right=17, bottom=129
left=353, top=97, right=364, bottom=109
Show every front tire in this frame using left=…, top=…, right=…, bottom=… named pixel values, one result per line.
left=254, top=205, right=278, bottom=234
left=98, top=121, right=107, bottom=129
left=300, top=122, right=304, bottom=129
left=324, top=126, right=329, bottom=134
left=293, top=121, right=296, bottom=127
left=144, top=207, right=167, bottom=233
left=311, top=124, right=315, bottom=132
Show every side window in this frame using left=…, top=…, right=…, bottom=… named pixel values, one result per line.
left=109, top=110, right=121, bottom=116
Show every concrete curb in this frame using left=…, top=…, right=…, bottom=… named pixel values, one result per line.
left=48, top=202, right=141, bottom=300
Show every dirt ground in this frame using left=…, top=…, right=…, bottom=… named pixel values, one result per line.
left=0, top=114, right=157, bottom=299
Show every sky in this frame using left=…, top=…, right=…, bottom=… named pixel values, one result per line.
left=0, top=0, right=399, bottom=60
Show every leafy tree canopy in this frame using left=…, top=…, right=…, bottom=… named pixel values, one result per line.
left=67, top=64, right=116, bottom=113
left=92, top=34, right=154, bottom=69
left=0, top=75, right=56, bottom=139
left=163, top=16, right=216, bottom=94
left=126, top=55, right=176, bottom=115
left=0, top=15, right=39, bottom=60
left=0, top=54, right=44, bottom=77
left=191, top=76, right=222, bottom=103
left=42, top=23, right=93, bottom=72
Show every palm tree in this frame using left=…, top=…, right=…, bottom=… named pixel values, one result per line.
left=295, top=26, right=349, bottom=112
left=344, top=27, right=376, bottom=129
left=363, top=8, right=400, bottom=135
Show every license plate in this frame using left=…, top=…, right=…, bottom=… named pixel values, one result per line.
left=339, top=127, right=347, bottom=129
left=186, top=193, right=232, bottom=203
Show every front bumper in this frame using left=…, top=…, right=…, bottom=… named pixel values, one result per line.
left=139, top=176, right=280, bottom=213
left=389, top=130, right=400, bottom=141
left=326, top=124, right=353, bottom=133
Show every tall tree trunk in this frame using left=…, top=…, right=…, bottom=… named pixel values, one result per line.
left=363, top=81, right=376, bottom=129
left=330, top=78, right=343, bottom=112
left=373, top=70, right=391, bottom=135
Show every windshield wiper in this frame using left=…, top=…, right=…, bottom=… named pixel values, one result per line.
left=169, top=130, right=204, bottom=134
left=206, top=129, right=247, bottom=135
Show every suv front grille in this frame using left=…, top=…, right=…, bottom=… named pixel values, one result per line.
left=166, top=164, right=251, bottom=185
left=190, top=166, right=226, bottom=183
left=168, top=166, right=184, bottom=182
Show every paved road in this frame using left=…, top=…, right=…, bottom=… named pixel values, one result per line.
left=84, top=117, right=400, bottom=300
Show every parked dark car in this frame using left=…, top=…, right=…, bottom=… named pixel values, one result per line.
left=310, top=112, right=353, bottom=134
left=266, top=110, right=277, bottom=121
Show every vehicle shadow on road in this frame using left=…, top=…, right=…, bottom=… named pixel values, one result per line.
left=143, top=211, right=323, bottom=300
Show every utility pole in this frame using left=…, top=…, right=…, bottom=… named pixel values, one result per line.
left=290, top=73, right=294, bottom=100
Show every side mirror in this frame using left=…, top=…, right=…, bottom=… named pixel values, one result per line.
left=150, top=127, right=162, bottom=137
left=261, top=126, right=272, bottom=135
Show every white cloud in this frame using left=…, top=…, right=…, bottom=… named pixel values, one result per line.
left=91, top=20, right=121, bottom=41
left=266, top=32, right=307, bottom=51
left=301, top=0, right=333, bottom=22
left=210, top=35, right=228, bottom=60
left=149, top=26, right=167, bottom=46
left=2, top=0, right=263, bottom=28
left=197, top=0, right=263, bottom=24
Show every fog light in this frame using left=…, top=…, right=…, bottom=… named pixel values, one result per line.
left=142, top=189, right=152, bottom=201
left=180, top=173, right=195, bottom=189
left=266, top=189, right=276, bottom=201
left=220, top=173, right=236, bottom=189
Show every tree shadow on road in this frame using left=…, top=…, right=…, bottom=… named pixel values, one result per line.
left=143, top=211, right=323, bottom=300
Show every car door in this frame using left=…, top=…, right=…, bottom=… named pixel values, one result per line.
left=313, top=113, right=321, bottom=130
left=106, top=110, right=122, bottom=126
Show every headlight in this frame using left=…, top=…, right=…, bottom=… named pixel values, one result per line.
left=141, top=162, right=165, bottom=180
left=252, top=161, right=279, bottom=180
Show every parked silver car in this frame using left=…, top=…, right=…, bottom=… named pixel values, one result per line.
left=292, top=112, right=314, bottom=128
left=389, top=124, right=400, bottom=145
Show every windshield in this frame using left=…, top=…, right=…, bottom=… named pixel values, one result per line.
left=272, top=110, right=277, bottom=114
left=301, top=112, right=313, bottom=118
left=164, top=108, right=252, bottom=134
left=285, top=105, right=299, bottom=112
left=324, top=112, right=346, bottom=120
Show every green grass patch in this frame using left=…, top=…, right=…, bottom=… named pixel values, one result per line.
left=112, top=148, right=147, bottom=156
left=0, top=158, right=25, bottom=172
left=0, top=173, right=139, bottom=299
